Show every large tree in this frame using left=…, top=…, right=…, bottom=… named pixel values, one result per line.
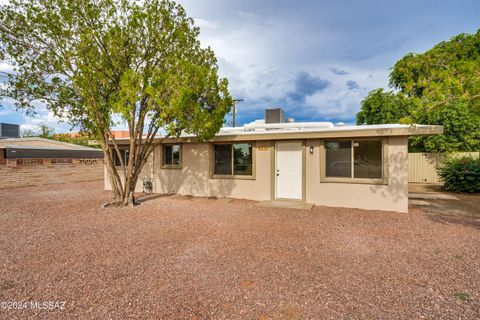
left=357, top=30, right=480, bottom=152
left=0, top=0, right=232, bottom=206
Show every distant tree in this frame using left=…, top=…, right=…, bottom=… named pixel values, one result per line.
left=357, top=30, right=480, bottom=152
left=20, top=128, right=36, bottom=138
left=356, top=89, right=411, bottom=125
left=37, top=124, right=55, bottom=139
left=53, top=133, right=100, bottom=148
left=0, top=0, right=232, bottom=206
left=20, top=123, right=54, bottom=138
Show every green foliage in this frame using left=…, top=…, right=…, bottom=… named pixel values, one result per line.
left=357, top=30, right=480, bottom=152
left=356, top=89, right=411, bottom=125
left=20, top=124, right=55, bottom=138
left=53, top=133, right=100, bottom=148
left=454, top=292, right=470, bottom=302
left=409, top=101, right=480, bottom=152
left=0, top=0, right=233, bottom=205
left=0, top=0, right=231, bottom=139
left=437, top=156, right=480, bottom=193
left=37, top=124, right=56, bottom=138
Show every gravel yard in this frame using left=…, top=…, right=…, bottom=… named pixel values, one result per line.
left=1, top=181, right=479, bottom=319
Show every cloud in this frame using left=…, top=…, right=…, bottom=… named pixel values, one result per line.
left=329, top=67, right=350, bottom=75
left=287, top=71, right=330, bottom=102
left=194, top=18, right=219, bottom=30
left=4, top=0, right=479, bottom=129
left=346, top=80, right=360, bottom=90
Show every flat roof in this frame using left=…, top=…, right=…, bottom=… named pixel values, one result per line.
left=0, top=137, right=98, bottom=150
left=110, top=122, right=444, bottom=144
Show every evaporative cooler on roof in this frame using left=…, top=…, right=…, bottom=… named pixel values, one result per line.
left=0, top=123, right=20, bottom=138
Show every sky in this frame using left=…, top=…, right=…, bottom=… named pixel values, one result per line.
left=0, top=0, right=479, bottom=132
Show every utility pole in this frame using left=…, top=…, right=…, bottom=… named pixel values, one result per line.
left=232, top=99, right=243, bottom=127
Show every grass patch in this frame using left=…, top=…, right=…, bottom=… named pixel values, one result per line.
left=454, top=292, right=470, bottom=301
left=0, top=279, right=15, bottom=291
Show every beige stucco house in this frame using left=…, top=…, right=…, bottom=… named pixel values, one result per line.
left=105, top=110, right=442, bottom=212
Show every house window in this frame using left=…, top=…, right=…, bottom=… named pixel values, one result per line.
left=162, top=144, right=181, bottom=168
left=353, top=140, right=382, bottom=179
left=113, top=150, right=129, bottom=166
left=213, top=143, right=253, bottom=177
left=322, top=139, right=386, bottom=183
left=325, top=141, right=352, bottom=178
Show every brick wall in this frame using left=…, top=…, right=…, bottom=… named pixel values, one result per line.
left=0, top=158, right=104, bottom=189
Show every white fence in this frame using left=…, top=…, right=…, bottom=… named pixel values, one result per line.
left=408, top=152, right=479, bottom=184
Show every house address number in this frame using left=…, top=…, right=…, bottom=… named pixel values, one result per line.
left=257, top=146, right=270, bottom=151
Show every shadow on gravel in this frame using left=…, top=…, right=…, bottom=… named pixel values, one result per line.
left=410, top=189, right=480, bottom=230
left=426, top=214, right=480, bottom=230
left=136, top=193, right=172, bottom=204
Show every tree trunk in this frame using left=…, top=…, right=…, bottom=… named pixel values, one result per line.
left=120, top=175, right=140, bottom=207
left=102, top=128, right=161, bottom=208
left=104, top=150, right=143, bottom=208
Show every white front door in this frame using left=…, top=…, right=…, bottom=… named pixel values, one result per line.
left=275, top=141, right=302, bottom=200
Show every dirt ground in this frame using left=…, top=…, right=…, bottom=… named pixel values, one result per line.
left=409, top=183, right=480, bottom=228
left=1, top=181, right=479, bottom=319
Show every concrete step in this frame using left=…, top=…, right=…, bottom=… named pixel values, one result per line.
left=258, top=200, right=314, bottom=210
left=409, top=192, right=460, bottom=200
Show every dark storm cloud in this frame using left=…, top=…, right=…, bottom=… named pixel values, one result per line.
left=329, top=67, right=349, bottom=75
left=288, top=71, right=330, bottom=102
left=346, top=80, right=359, bottom=90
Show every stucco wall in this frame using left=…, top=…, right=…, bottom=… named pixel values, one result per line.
left=104, top=136, right=409, bottom=212
left=306, top=136, right=409, bottom=212
left=150, top=141, right=272, bottom=200
left=105, top=141, right=273, bottom=201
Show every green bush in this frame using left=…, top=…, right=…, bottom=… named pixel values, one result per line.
left=437, top=156, right=480, bottom=193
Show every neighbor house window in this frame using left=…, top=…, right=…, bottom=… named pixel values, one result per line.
left=213, top=143, right=253, bottom=177
left=322, top=139, right=386, bottom=183
left=162, top=144, right=181, bottom=168
left=113, top=150, right=129, bottom=166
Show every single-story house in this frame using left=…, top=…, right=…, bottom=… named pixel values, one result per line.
left=105, top=109, right=443, bottom=212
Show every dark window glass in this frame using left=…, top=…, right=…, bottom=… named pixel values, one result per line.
left=354, top=140, right=382, bottom=179
left=163, top=145, right=181, bottom=166
left=325, top=141, right=352, bottom=178
left=164, top=145, right=172, bottom=165
left=214, top=144, right=232, bottom=175
left=113, top=150, right=129, bottom=166
left=214, top=143, right=253, bottom=176
left=233, top=143, right=252, bottom=175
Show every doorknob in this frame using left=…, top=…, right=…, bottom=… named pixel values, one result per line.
left=276, top=169, right=279, bottom=176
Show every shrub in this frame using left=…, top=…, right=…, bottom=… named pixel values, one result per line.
left=437, top=156, right=480, bottom=193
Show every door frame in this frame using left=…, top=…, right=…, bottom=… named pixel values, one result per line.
left=271, top=140, right=306, bottom=202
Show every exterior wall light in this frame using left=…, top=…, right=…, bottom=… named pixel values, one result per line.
left=309, top=146, right=314, bottom=154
